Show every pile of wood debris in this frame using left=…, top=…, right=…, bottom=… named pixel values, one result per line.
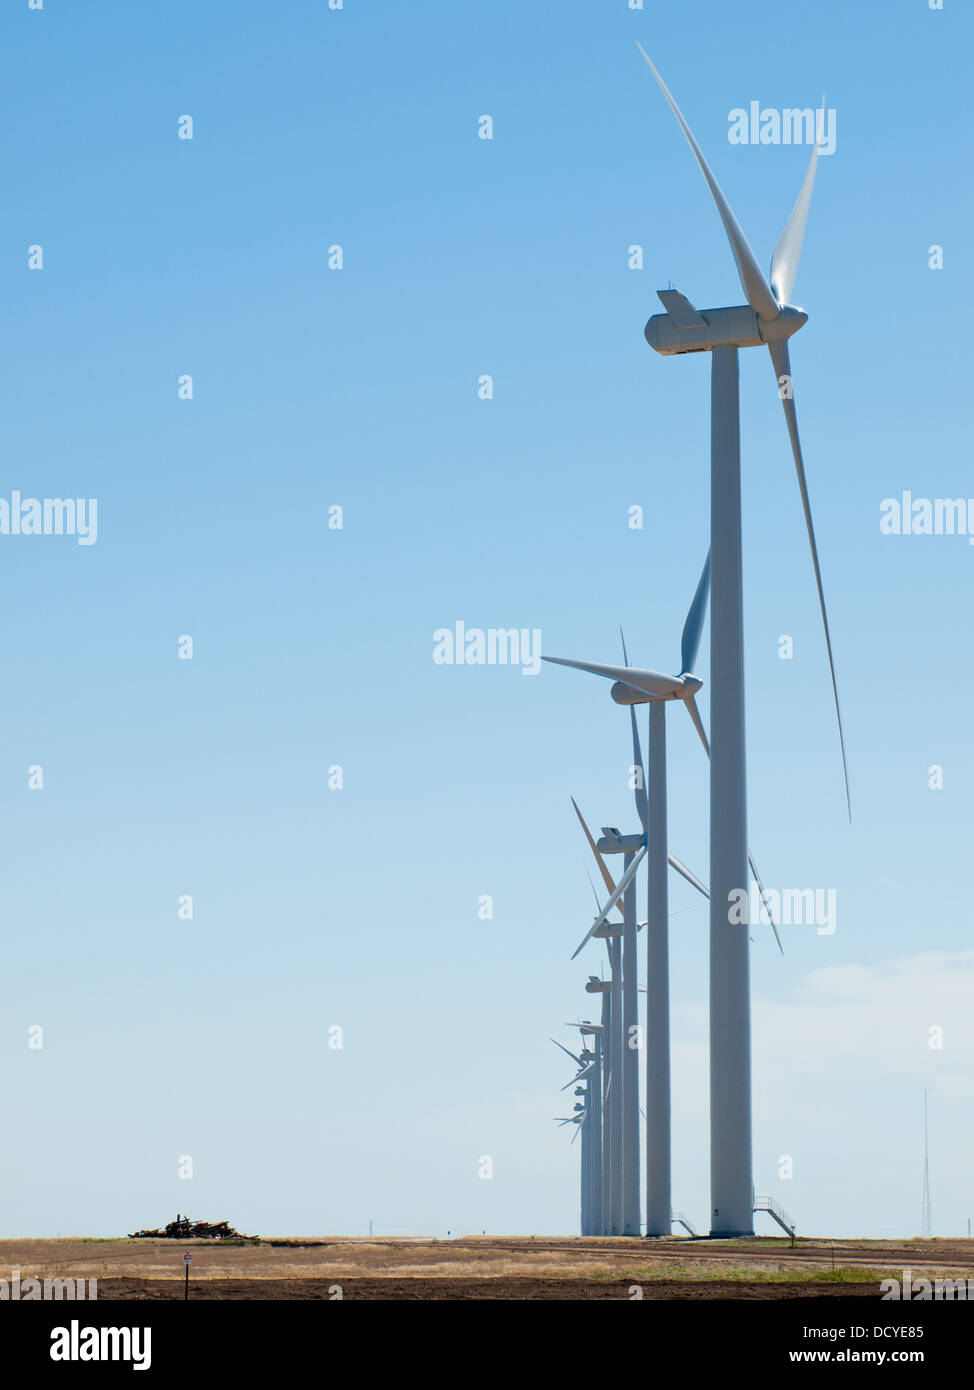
left=127, top=1213, right=258, bottom=1240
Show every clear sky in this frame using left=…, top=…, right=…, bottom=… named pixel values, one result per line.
left=1, top=0, right=970, bottom=1240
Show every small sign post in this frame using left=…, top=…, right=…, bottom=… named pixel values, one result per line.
left=184, top=1251, right=192, bottom=1301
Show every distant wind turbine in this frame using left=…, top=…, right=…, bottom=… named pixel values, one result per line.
left=546, top=558, right=779, bottom=1231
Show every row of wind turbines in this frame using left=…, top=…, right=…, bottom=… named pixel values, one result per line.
left=548, top=47, right=848, bottom=1238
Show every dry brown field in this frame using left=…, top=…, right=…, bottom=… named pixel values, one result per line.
left=2, top=1234, right=972, bottom=1300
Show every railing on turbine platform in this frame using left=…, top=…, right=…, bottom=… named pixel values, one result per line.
left=753, top=1194, right=796, bottom=1238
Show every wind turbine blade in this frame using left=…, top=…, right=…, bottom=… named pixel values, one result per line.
left=629, top=712, right=649, bottom=835
left=684, top=693, right=710, bottom=756
left=667, top=853, right=710, bottom=899
left=572, top=798, right=617, bottom=902
left=770, top=104, right=823, bottom=306
left=679, top=552, right=711, bottom=675
left=571, top=845, right=648, bottom=959
left=748, top=851, right=784, bottom=956
left=767, top=338, right=851, bottom=820
left=637, top=903, right=699, bottom=928
left=619, top=629, right=649, bottom=831
left=619, top=626, right=630, bottom=668
left=551, top=1038, right=582, bottom=1065
left=545, top=654, right=682, bottom=700
left=563, top=1063, right=597, bottom=1088
left=620, top=633, right=650, bottom=833
left=583, top=865, right=604, bottom=916
left=571, top=1122, right=581, bottom=1145
left=674, top=707, right=784, bottom=951
left=636, top=44, right=780, bottom=322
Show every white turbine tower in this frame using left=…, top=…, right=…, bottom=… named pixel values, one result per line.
left=631, top=48, right=850, bottom=1234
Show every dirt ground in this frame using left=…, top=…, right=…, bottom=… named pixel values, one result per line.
left=92, top=1276, right=889, bottom=1300
left=2, top=1234, right=971, bottom=1301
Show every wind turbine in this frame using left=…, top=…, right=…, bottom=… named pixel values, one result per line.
left=572, top=1090, right=591, bottom=1233
left=583, top=978, right=615, bottom=1233
left=574, top=1021, right=604, bottom=1235
left=563, top=1020, right=606, bottom=1233
left=566, top=790, right=711, bottom=1235
left=582, top=779, right=641, bottom=1237
left=546, top=565, right=703, bottom=1234
left=555, top=1032, right=602, bottom=1236
left=630, top=47, right=849, bottom=1234
left=555, top=857, right=628, bottom=1237
left=550, top=1050, right=589, bottom=1239
left=595, top=931, right=624, bottom=1233
left=574, top=814, right=640, bottom=1234
left=547, top=556, right=785, bottom=1232
left=565, top=802, right=712, bottom=1237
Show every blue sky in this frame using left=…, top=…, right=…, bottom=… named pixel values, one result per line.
left=0, top=0, right=971, bottom=1240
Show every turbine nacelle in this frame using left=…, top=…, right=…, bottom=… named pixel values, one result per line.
left=597, top=828, right=644, bottom=855
left=610, top=673, right=702, bottom=706
left=645, top=292, right=808, bottom=358
left=593, top=922, right=623, bottom=938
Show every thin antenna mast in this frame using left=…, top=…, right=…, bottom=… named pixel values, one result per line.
left=920, top=1090, right=932, bottom=1239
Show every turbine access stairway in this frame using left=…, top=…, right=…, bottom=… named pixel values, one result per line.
left=671, top=1212, right=698, bottom=1237
left=671, top=1201, right=795, bottom=1239
left=753, top=1194, right=796, bottom=1236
